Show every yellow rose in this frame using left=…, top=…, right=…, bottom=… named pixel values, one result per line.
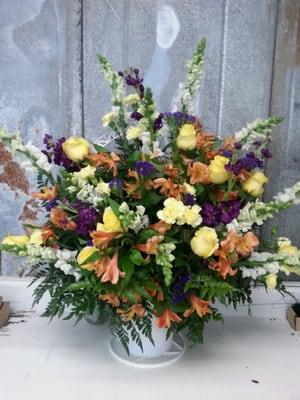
left=265, top=273, right=277, bottom=289
left=73, top=165, right=96, bottom=182
left=183, top=205, right=202, bottom=227
left=102, top=111, right=116, bottom=127
left=97, top=207, right=123, bottom=233
left=209, top=155, right=229, bottom=184
left=2, top=235, right=29, bottom=246
left=126, top=126, right=142, bottom=140
left=242, top=171, right=268, bottom=197
left=277, top=237, right=298, bottom=256
left=77, top=246, right=99, bottom=270
left=157, top=198, right=185, bottom=224
left=62, top=137, right=90, bottom=162
left=176, top=124, right=197, bottom=151
left=190, top=226, right=219, bottom=258
left=29, top=229, right=43, bottom=245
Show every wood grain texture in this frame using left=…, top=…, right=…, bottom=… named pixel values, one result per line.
left=0, top=0, right=82, bottom=275
left=262, top=0, right=300, bottom=261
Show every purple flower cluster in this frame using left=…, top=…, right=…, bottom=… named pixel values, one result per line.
left=164, top=111, right=196, bottom=125
left=201, top=200, right=240, bottom=226
left=135, top=161, right=155, bottom=176
left=130, top=111, right=143, bottom=121
left=42, top=134, right=78, bottom=172
left=153, top=113, right=164, bottom=132
left=225, top=152, right=264, bottom=175
left=109, top=177, right=122, bottom=190
left=72, top=201, right=99, bottom=237
left=183, top=194, right=197, bottom=206
left=118, top=68, right=144, bottom=98
left=172, top=274, right=191, bottom=305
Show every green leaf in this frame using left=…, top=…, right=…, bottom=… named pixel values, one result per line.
left=128, top=150, right=142, bottom=163
left=120, top=254, right=135, bottom=289
left=195, top=184, right=205, bottom=195
left=137, top=229, right=156, bottom=243
left=142, top=191, right=163, bottom=206
left=129, top=249, right=144, bottom=265
left=108, top=198, right=121, bottom=217
left=93, top=143, right=107, bottom=153
left=80, top=250, right=101, bottom=266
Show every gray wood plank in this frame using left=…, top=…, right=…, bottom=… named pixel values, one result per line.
left=0, top=0, right=82, bottom=275
left=218, top=0, right=278, bottom=136
left=262, top=0, right=300, bottom=268
left=82, top=0, right=125, bottom=143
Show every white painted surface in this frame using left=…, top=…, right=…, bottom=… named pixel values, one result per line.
left=0, top=313, right=299, bottom=400
left=0, top=279, right=300, bottom=399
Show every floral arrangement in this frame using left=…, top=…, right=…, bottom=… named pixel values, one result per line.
left=1, top=38, right=300, bottom=353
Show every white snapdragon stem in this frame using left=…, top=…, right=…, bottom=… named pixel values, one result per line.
left=227, top=183, right=300, bottom=233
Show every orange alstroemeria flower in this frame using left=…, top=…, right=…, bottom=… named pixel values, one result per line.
left=90, top=230, right=120, bottom=249
left=32, top=186, right=57, bottom=201
left=221, top=135, right=236, bottom=152
left=209, top=249, right=237, bottom=279
left=155, top=308, right=182, bottom=329
left=196, top=131, right=215, bottom=151
left=164, top=164, right=180, bottom=178
left=187, top=162, right=211, bottom=185
left=215, top=189, right=239, bottom=202
left=136, top=235, right=163, bottom=255
left=99, top=292, right=120, bottom=307
left=221, top=230, right=259, bottom=257
left=149, top=221, right=171, bottom=235
left=153, top=178, right=183, bottom=199
left=117, top=303, right=145, bottom=321
left=50, top=208, right=76, bottom=231
left=41, top=225, right=56, bottom=242
left=183, top=295, right=212, bottom=318
left=100, top=253, right=125, bottom=285
left=87, top=152, right=120, bottom=176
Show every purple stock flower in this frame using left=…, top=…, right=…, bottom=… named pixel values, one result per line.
left=226, top=152, right=264, bottom=175
left=172, top=274, right=191, bottom=305
left=201, top=202, right=219, bottom=226
left=218, top=200, right=240, bottom=224
left=183, top=194, right=197, bottom=206
left=261, top=148, right=272, bottom=158
left=234, top=142, right=242, bottom=150
left=135, top=160, right=155, bottom=176
left=130, top=111, right=143, bottom=121
left=201, top=200, right=240, bottom=227
left=73, top=201, right=99, bottom=236
left=119, top=68, right=145, bottom=98
left=153, top=113, right=164, bottom=131
left=45, top=199, right=58, bottom=212
left=109, top=177, right=122, bottom=190
left=221, top=149, right=233, bottom=158
left=42, top=134, right=78, bottom=172
left=164, top=111, right=196, bottom=125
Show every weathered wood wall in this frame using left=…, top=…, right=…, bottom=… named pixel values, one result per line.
left=0, top=0, right=299, bottom=277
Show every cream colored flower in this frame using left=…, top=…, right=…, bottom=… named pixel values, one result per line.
left=190, top=227, right=219, bottom=258
left=95, top=181, right=111, bottom=195
left=242, top=171, right=268, bottom=197
left=124, top=93, right=140, bottom=105
left=183, top=182, right=196, bottom=195
left=157, top=198, right=185, bottom=225
left=73, top=165, right=96, bottom=182
left=265, top=273, right=277, bottom=289
left=2, top=235, right=29, bottom=246
left=183, top=205, right=202, bottom=228
left=176, top=124, right=197, bottom=151
left=62, top=137, right=90, bottom=162
left=29, top=230, right=43, bottom=245
left=126, top=126, right=142, bottom=140
left=209, top=155, right=229, bottom=184
left=102, top=111, right=116, bottom=127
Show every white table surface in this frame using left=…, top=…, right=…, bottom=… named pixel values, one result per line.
left=1, top=313, right=299, bottom=400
